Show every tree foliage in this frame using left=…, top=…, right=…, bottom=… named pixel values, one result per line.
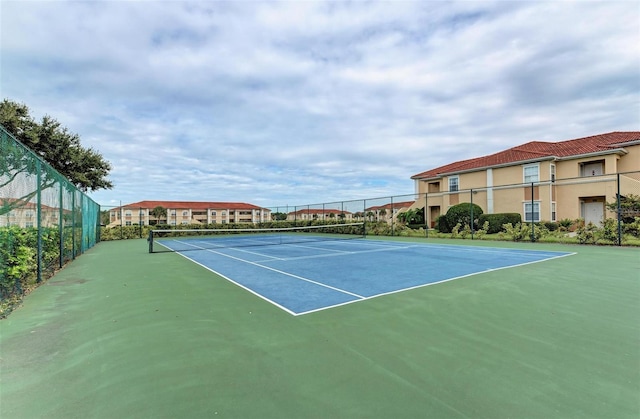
left=606, top=194, right=640, bottom=223
left=0, top=99, right=113, bottom=192
left=397, top=208, right=425, bottom=225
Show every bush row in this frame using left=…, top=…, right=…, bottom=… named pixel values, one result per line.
left=0, top=226, right=72, bottom=317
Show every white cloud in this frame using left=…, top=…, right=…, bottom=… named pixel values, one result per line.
left=1, top=0, right=638, bottom=208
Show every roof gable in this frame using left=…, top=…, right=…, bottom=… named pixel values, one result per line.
left=412, top=131, right=640, bottom=179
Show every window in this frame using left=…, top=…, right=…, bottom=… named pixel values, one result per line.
left=581, top=161, right=604, bottom=177
left=449, top=176, right=459, bottom=192
left=550, top=164, right=556, bottom=182
left=182, top=211, right=189, bottom=216
left=551, top=202, right=556, bottom=222
left=523, top=164, right=539, bottom=183
left=524, top=202, right=540, bottom=222
left=125, top=211, right=132, bottom=217
left=211, top=211, right=216, bottom=216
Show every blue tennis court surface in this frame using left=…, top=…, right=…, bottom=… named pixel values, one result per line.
left=157, top=237, right=574, bottom=315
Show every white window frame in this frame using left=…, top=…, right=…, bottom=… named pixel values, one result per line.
left=551, top=202, right=557, bottom=222
left=581, top=161, right=604, bottom=177
left=550, top=164, right=556, bottom=182
left=524, top=201, right=541, bottom=222
left=523, top=164, right=540, bottom=183
left=448, top=176, right=459, bottom=192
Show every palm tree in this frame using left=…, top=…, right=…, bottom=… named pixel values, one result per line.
left=150, top=206, right=167, bottom=225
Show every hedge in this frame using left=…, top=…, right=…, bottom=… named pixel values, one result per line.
left=478, top=213, right=522, bottom=234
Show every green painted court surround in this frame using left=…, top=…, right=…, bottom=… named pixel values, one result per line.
left=1, top=238, right=638, bottom=418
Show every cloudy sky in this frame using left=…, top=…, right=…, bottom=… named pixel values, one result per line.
left=2, top=1, right=639, bottom=209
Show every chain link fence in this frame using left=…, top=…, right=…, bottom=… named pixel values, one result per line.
left=0, top=124, right=100, bottom=310
left=267, top=171, right=640, bottom=245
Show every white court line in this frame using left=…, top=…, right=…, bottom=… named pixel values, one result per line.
left=166, top=239, right=366, bottom=300
left=191, top=241, right=288, bottom=261
left=295, top=251, right=577, bottom=316
left=159, top=238, right=576, bottom=316
left=262, top=244, right=419, bottom=262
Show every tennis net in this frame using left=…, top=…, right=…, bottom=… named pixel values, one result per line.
left=148, top=222, right=366, bottom=253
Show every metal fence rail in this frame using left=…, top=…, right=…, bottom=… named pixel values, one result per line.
left=0, top=124, right=100, bottom=305
left=268, top=171, right=640, bottom=245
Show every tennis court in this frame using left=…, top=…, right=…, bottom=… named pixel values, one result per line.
left=1, top=237, right=638, bottom=418
left=154, top=229, right=574, bottom=315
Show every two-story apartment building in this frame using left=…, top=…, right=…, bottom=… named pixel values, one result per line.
left=0, top=200, right=66, bottom=228
left=107, top=200, right=270, bottom=227
left=365, top=201, right=415, bottom=223
left=286, top=208, right=354, bottom=222
left=410, top=132, right=640, bottom=227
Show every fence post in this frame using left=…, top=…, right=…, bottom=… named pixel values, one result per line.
left=424, top=193, right=428, bottom=238
left=390, top=196, right=394, bottom=236
left=59, top=183, right=64, bottom=268
left=470, top=189, right=474, bottom=240
left=363, top=199, right=367, bottom=236
left=36, top=159, right=43, bottom=283
left=530, top=182, right=535, bottom=242
left=617, top=173, right=622, bottom=246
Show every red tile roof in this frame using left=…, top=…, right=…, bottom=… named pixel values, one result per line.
left=114, top=200, right=267, bottom=211
left=412, top=131, right=640, bottom=180
left=365, top=201, right=416, bottom=211
left=288, top=208, right=353, bottom=215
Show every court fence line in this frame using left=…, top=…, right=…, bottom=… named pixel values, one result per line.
left=0, top=124, right=100, bottom=312
left=266, top=170, right=640, bottom=246
left=101, top=170, right=639, bottom=247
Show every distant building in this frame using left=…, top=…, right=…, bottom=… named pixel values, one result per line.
left=286, top=208, right=354, bottom=222
left=0, top=199, right=65, bottom=228
left=365, top=201, right=416, bottom=223
left=107, top=200, right=270, bottom=227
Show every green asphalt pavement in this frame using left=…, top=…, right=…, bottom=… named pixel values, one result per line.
left=1, top=238, right=638, bottom=418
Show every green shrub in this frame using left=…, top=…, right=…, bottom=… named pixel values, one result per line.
left=478, top=213, right=522, bottom=234
left=503, top=222, right=547, bottom=242
left=576, top=222, right=598, bottom=244
left=623, top=217, right=640, bottom=237
left=558, top=218, right=574, bottom=230
left=598, top=218, right=621, bottom=244
left=475, top=221, right=490, bottom=239
left=443, top=203, right=483, bottom=234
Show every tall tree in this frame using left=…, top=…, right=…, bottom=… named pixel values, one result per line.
left=0, top=99, right=113, bottom=192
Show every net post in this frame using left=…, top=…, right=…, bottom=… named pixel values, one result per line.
left=617, top=173, right=622, bottom=246
left=363, top=199, right=367, bottom=237
left=148, top=229, right=154, bottom=253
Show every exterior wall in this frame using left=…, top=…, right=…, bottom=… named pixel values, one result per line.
left=286, top=211, right=354, bottom=222
left=1, top=206, right=60, bottom=228
left=617, top=144, right=640, bottom=173
left=108, top=205, right=270, bottom=227
left=414, top=152, right=639, bottom=226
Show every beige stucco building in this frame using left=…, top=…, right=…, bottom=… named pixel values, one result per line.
left=107, top=200, right=271, bottom=227
left=410, top=132, right=640, bottom=227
